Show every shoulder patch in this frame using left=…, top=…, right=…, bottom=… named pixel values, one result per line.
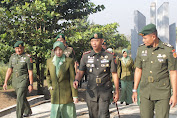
left=83, top=50, right=91, bottom=55
left=139, top=43, right=145, bottom=47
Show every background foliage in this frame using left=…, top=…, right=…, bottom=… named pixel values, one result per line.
left=0, top=0, right=130, bottom=91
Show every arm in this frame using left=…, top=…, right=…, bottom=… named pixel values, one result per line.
left=73, top=71, right=85, bottom=89
left=3, top=68, right=13, bottom=90
left=169, top=70, right=177, bottom=108
left=28, top=70, right=33, bottom=93
left=69, top=59, right=78, bottom=103
left=112, top=72, right=119, bottom=102
left=132, top=67, right=142, bottom=103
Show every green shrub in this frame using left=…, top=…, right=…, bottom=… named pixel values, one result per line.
left=0, top=62, right=12, bottom=86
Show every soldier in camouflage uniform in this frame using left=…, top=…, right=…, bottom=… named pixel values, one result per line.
left=3, top=41, right=33, bottom=118
left=132, top=24, right=177, bottom=118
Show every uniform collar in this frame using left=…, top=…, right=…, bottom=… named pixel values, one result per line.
left=16, top=52, right=25, bottom=57
left=90, top=48, right=105, bottom=56
left=146, top=39, right=164, bottom=50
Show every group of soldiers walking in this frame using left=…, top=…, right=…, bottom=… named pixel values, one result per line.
left=3, top=23, right=177, bottom=118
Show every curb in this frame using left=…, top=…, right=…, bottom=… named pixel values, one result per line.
left=0, top=95, right=45, bottom=117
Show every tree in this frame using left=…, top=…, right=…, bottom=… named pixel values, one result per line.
left=64, top=17, right=130, bottom=62
left=0, top=0, right=104, bottom=94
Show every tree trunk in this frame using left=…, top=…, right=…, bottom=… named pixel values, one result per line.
left=36, top=57, right=43, bottom=95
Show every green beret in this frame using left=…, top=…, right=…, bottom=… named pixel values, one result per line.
left=55, top=34, right=65, bottom=40
left=102, top=40, right=107, bottom=45
left=14, top=41, right=24, bottom=48
left=53, top=41, right=65, bottom=51
left=139, top=24, right=157, bottom=36
left=90, top=33, right=103, bottom=40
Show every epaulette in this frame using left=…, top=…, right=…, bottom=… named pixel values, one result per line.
left=139, top=43, right=145, bottom=47
left=105, top=50, right=113, bottom=55
left=163, top=43, right=173, bottom=48
left=83, top=50, right=91, bottom=55
left=11, top=53, right=15, bottom=56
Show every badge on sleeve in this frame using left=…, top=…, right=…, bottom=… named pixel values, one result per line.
left=172, top=49, right=176, bottom=58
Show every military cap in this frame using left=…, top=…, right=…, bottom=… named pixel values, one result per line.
left=53, top=41, right=65, bottom=51
left=139, top=24, right=157, bottom=36
left=14, top=41, right=24, bottom=48
left=102, top=40, right=107, bottom=45
left=55, top=34, right=65, bottom=40
left=90, top=32, right=103, bottom=40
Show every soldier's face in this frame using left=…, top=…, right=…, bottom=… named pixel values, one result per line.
left=91, top=39, right=103, bottom=51
left=54, top=47, right=63, bottom=57
left=57, top=38, right=66, bottom=45
left=15, top=47, right=24, bottom=55
left=142, top=34, right=155, bottom=46
left=123, top=51, right=127, bottom=58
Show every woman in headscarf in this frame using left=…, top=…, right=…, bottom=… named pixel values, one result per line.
left=46, top=41, right=78, bottom=118
left=117, top=48, right=134, bottom=105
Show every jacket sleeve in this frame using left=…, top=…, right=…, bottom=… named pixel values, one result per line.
left=46, top=59, right=52, bottom=87
left=69, top=59, right=78, bottom=97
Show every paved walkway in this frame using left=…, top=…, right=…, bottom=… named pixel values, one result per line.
left=2, top=101, right=177, bottom=118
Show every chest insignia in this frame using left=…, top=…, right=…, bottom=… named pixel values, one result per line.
left=87, top=56, right=94, bottom=63
left=20, top=57, right=25, bottom=62
left=157, top=54, right=163, bottom=58
left=101, top=59, right=109, bottom=63
left=141, top=50, right=147, bottom=56
left=162, top=54, right=166, bottom=58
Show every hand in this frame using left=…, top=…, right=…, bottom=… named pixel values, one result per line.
left=73, top=97, right=78, bottom=103
left=132, top=92, right=138, bottom=103
left=73, top=80, right=78, bottom=89
left=48, top=86, right=53, bottom=90
left=28, top=85, right=33, bottom=93
left=169, top=95, right=177, bottom=108
left=3, top=83, right=7, bottom=90
left=113, top=92, right=119, bottom=103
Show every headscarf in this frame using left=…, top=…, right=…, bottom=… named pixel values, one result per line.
left=122, top=48, right=130, bottom=64
left=52, top=41, right=65, bottom=77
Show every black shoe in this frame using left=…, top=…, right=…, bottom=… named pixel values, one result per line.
left=23, top=113, right=32, bottom=117
left=120, top=102, right=123, bottom=104
left=126, top=103, right=129, bottom=105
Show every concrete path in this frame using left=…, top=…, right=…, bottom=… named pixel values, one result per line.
left=2, top=101, right=177, bottom=118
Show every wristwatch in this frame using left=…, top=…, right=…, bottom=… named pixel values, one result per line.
left=29, top=84, right=33, bottom=87
left=132, top=89, right=137, bottom=92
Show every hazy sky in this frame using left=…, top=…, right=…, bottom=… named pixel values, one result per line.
left=88, top=0, right=177, bottom=35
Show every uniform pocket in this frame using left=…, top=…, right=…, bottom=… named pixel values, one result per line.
left=158, top=79, right=170, bottom=88
left=142, top=57, right=148, bottom=68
